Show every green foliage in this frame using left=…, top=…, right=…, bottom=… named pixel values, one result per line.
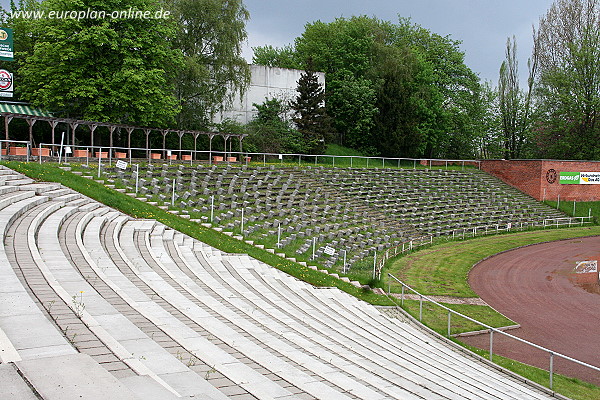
left=8, top=0, right=182, bottom=127
left=370, top=43, right=435, bottom=157
left=533, top=0, right=600, bottom=159
left=290, top=58, right=329, bottom=154
left=251, top=44, right=300, bottom=69
left=169, top=0, right=250, bottom=130
left=326, top=71, right=378, bottom=154
left=245, top=98, right=308, bottom=154
left=254, top=15, right=483, bottom=159
left=497, top=37, right=537, bottom=159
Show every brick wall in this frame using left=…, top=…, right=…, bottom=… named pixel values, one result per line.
left=480, top=160, right=600, bottom=201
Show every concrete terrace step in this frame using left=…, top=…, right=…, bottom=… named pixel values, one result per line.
left=16, top=353, right=141, bottom=400
left=0, top=198, right=75, bottom=366
left=145, top=225, right=386, bottom=398
left=35, top=208, right=227, bottom=400
left=115, top=221, right=318, bottom=399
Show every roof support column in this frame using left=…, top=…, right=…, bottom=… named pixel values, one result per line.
left=26, top=118, right=37, bottom=146
left=126, top=127, right=134, bottom=162
left=144, top=129, right=151, bottom=160
left=69, top=121, right=79, bottom=147
left=192, top=132, right=199, bottom=161
left=108, top=125, right=116, bottom=154
left=161, top=129, right=169, bottom=158
left=3, top=115, right=13, bottom=141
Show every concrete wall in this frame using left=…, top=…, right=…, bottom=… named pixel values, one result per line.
left=481, top=159, right=600, bottom=201
left=214, top=64, right=326, bottom=125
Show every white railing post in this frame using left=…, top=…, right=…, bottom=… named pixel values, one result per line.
left=489, top=329, right=494, bottom=361
left=135, top=164, right=139, bottom=194
left=549, top=352, right=554, bottom=389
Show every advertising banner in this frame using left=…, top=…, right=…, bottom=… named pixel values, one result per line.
left=559, top=171, right=600, bottom=184
left=0, top=27, right=13, bottom=61
left=559, top=171, right=580, bottom=184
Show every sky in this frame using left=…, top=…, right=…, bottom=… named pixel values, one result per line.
left=241, top=0, right=556, bottom=85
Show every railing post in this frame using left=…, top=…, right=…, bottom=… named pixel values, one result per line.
left=135, top=164, right=139, bottom=194
left=549, top=352, right=554, bottom=390
left=401, top=285, right=405, bottom=306
left=447, top=311, right=452, bottom=337
left=419, top=294, right=423, bottom=321
left=489, top=329, right=494, bottom=362
left=171, top=178, right=176, bottom=206
left=241, top=207, right=244, bottom=236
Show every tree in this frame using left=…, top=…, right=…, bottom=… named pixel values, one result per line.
left=290, top=58, right=329, bottom=154
left=326, top=71, right=378, bottom=153
left=169, top=0, right=250, bottom=130
left=497, top=36, right=537, bottom=159
left=369, top=43, right=428, bottom=157
left=245, top=98, right=307, bottom=154
left=390, top=18, right=482, bottom=158
left=533, top=0, right=600, bottom=159
left=10, top=0, right=182, bottom=127
left=252, top=44, right=300, bottom=69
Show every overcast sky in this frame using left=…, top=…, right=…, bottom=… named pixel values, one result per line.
left=241, top=0, right=556, bottom=85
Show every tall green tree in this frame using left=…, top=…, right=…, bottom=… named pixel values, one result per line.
left=9, top=0, right=182, bottom=127
left=370, top=43, right=435, bottom=157
left=497, top=36, right=537, bottom=159
left=390, top=18, right=482, bottom=158
left=533, top=0, right=600, bottom=159
left=168, top=0, right=250, bottom=130
left=290, top=58, right=329, bottom=154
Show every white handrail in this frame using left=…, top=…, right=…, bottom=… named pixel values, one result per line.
left=386, top=273, right=600, bottom=390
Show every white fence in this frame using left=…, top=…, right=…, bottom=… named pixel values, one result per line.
left=386, top=274, right=600, bottom=390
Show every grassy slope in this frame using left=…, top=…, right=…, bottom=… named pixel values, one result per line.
left=325, top=144, right=364, bottom=156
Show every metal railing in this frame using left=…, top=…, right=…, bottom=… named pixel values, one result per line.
left=18, top=141, right=482, bottom=171
left=386, top=273, right=600, bottom=390
left=375, top=218, right=593, bottom=277
left=0, top=139, right=32, bottom=162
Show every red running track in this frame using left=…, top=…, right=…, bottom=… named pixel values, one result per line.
left=464, top=236, right=600, bottom=385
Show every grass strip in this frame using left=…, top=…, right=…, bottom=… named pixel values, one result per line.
left=386, top=226, right=600, bottom=297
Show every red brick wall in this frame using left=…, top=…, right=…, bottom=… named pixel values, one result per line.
left=480, top=160, right=600, bottom=201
